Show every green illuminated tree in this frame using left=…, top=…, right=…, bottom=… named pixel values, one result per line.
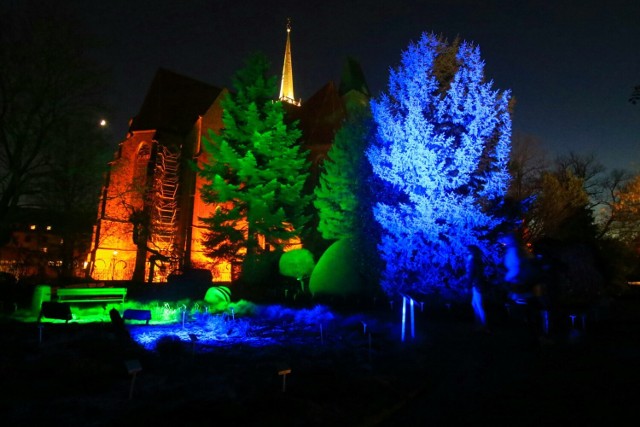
left=198, top=54, right=311, bottom=281
left=314, top=106, right=381, bottom=287
left=314, top=107, right=373, bottom=240
left=279, top=248, right=315, bottom=291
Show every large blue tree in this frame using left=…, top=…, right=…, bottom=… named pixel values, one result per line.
left=367, top=33, right=512, bottom=299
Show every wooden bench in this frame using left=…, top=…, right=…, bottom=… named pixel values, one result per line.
left=123, top=309, right=152, bottom=325
left=56, top=287, right=127, bottom=305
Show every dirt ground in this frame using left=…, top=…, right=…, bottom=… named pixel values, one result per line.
left=1, top=295, right=640, bottom=426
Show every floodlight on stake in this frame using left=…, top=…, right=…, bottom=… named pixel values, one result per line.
left=410, top=297, right=415, bottom=339
left=400, top=294, right=416, bottom=342
left=180, top=304, right=187, bottom=328
left=401, top=297, right=406, bottom=342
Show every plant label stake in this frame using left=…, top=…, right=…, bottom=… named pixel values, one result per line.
left=361, top=321, right=367, bottom=335
left=278, top=368, right=291, bottom=392
left=189, top=333, right=198, bottom=355
left=125, top=359, right=142, bottom=400
left=541, top=310, right=550, bottom=335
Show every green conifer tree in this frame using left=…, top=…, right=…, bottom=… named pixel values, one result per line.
left=314, top=106, right=382, bottom=288
left=198, top=54, right=311, bottom=279
left=314, top=106, right=372, bottom=240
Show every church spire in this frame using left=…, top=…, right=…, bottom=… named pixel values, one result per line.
left=279, top=18, right=300, bottom=106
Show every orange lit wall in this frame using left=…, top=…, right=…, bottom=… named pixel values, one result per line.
left=190, top=92, right=235, bottom=282
left=90, top=84, right=311, bottom=284
left=90, top=130, right=156, bottom=281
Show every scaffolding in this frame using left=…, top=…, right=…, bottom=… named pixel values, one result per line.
left=150, top=144, right=181, bottom=276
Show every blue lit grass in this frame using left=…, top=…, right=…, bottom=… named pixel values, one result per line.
left=129, top=302, right=343, bottom=351
left=9, top=298, right=356, bottom=352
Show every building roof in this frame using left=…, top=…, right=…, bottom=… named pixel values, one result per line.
left=339, top=57, right=371, bottom=98
left=285, top=81, right=347, bottom=147
left=130, top=68, right=223, bottom=135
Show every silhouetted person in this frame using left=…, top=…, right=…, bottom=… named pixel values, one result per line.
left=109, top=308, right=129, bottom=338
left=466, top=244, right=489, bottom=332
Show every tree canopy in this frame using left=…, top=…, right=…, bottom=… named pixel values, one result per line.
left=367, top=33, right=512, bottom=298
left=314, top=106, right=375, bottom=240
left=198, top=54, right=311, bottom=281
left=0, top=3, right=108, bottom=226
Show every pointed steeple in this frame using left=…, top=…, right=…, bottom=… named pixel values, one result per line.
left=279, top=18, right=300, bottom=106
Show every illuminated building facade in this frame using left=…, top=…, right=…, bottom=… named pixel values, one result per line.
left=87, top=25, right=370, bottom=284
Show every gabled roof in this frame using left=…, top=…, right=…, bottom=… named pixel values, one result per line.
left=339, top=57, right=371, bottom=98
left=130, top=68, right=223, bottom=135
left=285, top=81, right=347, bottom=147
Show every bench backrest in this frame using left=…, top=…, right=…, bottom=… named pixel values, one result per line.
left=57, top=287, right=127, bottom=301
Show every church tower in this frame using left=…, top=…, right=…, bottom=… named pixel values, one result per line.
left=279, top=18, right=301, bottom=106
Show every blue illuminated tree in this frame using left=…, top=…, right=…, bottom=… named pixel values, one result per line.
left=367, top=33, right=512, bottom=298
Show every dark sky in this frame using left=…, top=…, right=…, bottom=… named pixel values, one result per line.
left=66, top=0, right=638, bottom=172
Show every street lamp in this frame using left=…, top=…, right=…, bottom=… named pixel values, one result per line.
left=111, top=251, right=118, bottom=280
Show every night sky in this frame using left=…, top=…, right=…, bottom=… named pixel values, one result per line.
left=66, top=0, right=638, bottom=172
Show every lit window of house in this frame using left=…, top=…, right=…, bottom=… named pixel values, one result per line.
left=46, top=225, right=52, bottom=231
left=30, top=225, right=36, bottom=230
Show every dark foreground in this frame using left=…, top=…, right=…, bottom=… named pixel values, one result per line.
left=1, top=296, right=640, bottom=426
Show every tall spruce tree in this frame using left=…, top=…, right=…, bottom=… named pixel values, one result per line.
left=198, top=54, right=311, bottom=279
left=314, top=106, right=373, bottom=240
left=366, top=33, right=512, bottom=299
left=314, top=106, right=381, bottom=286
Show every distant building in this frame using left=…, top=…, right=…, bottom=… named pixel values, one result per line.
left=0, top=209, right=74, bottom=280
left=87, top=23, right=370, bottom=283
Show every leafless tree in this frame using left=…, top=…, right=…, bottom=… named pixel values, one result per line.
left=0, top=2, right=108, bottom=242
